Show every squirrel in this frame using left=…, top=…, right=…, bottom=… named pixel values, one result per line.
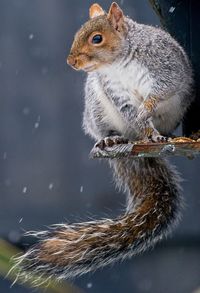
left=14, top=2, right=193, bottom=284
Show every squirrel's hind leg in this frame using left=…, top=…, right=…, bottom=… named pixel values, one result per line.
left=143, top=119, right=169, bottom=142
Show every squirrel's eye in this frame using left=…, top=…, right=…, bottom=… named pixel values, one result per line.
left=92, top=34, right=103, bottom=44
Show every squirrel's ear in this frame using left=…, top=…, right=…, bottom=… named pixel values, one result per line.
left=89, top=3, right=105, bottom=19
left=107, top=2, right=124, bottom=30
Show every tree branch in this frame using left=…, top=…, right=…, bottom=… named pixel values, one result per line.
left=90, top=137, right=200, bottom=159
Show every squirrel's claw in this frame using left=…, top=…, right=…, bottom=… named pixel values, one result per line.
left=150, top=133, right=169, bottom=143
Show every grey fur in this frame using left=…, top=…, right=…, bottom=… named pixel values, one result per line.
left=83, top=18, right=193, bottom=139
left=13, top=12, right=193, bottom=285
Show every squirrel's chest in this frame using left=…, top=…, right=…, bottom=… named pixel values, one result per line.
left=93, top=63, right=152, bottom=133
left=101, top=62, right=153, bottom=104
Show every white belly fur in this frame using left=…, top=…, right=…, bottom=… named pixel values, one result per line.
left=93, top=78, right=127, bottom=133
left=95, top=61, right=153, bottom=133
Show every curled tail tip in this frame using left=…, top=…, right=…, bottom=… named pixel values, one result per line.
left=11, top=247, right=57, bottom=288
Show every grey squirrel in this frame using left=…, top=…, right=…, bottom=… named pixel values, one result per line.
left=14, top=2, right=193, bottom=284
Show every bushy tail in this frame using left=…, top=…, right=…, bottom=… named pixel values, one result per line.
left=13, top=157, right=182, bottom=284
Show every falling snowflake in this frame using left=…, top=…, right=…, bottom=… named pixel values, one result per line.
left=169, top=6, right=175, bottom=13
left=34, top=116, right=41, bottom=129
left=87, top=282, right=93, bottom=289
left=22, top=186, right=27, bottom=194
left=35, top=122, right=39, bottom=129
left=48, top=183, right=54, bottom=190
left=29, top=34, right=34, bottom=40
left=19, top=218, right=23, bottom=223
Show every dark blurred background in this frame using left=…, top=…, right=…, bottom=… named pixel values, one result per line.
left=0, top=0, right=200, bottom=292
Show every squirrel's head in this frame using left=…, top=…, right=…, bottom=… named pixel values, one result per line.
left=67, top=2, right=128, bottom=72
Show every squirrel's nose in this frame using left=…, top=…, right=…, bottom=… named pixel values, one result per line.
left=67, top=55, right=77, bottom=67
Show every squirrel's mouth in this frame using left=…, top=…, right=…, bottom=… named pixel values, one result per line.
left=82, top=64, right=97, bottom=72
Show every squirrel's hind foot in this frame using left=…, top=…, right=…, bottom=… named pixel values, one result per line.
left=150, top=133, right=169, bottom=143
left=142, top=124, right=169, bottom=143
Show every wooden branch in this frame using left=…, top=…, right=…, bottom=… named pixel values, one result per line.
left=90, top=137, right=200, bottom=159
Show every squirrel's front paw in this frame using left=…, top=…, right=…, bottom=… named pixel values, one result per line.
left=95, top=136, right=129, bottom=150
left=136, top=108, right=150, bottom=124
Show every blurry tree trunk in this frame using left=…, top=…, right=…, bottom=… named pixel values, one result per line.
left=149, top=0, right=200, bottom=136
